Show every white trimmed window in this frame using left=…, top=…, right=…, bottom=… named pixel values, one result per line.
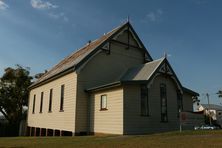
left=100, top=95, right=107, bottom=110
left=160, top=84, right=168, bottom=122
left=48, top=89, right=53, bottom=112
left=60, top=85, right=65, bottom=111
left=141, top=84, right=149, bottom=116
left=39, top=92, right=44, bottom=113
left=32, top=94, right=36, bottom=114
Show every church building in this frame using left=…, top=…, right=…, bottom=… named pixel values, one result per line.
left=27, top=22, right=198, bottom=136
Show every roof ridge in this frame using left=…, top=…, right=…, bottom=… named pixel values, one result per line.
left=139, top=57, right=164, bottom=67
left=145, top=58, right=164, bottom=80
left=41, top=23, right=127, bottom=76
left=124, top=57, right=164, bottom=73
left=146, top=57, right=165, bottom=63
left=30, top=22, right=129, bottom=88
left=121, top=57, right=165, bottom=81
left=105, top=22, right=128, bottom=35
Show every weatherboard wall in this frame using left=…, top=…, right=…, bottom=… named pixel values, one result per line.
left=123, top=75, right=180, bottom=134
left=183, top=92, right=194, bottom=112
left=89, top=87, right=124, bottom=134
left=74, top=31, right=145, bottom=133
left=27, top=72, right=77, bottom=132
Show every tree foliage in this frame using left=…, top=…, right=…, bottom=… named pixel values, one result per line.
left=0, top=65, right=32, bottom=124
left=217, top=90, right=222, bottom=98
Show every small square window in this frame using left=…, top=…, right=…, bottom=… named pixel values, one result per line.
left=100, top=95, right=107, bottom=111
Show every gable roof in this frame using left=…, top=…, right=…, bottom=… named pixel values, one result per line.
left=122, top=57, right=182, bottom=87
left=86, top=58, right=199, bottom=96
left=121, top=58, right=164, bottom=81
left=183, top=87, right=199, bottom=96
left=87, top=57, right=184, bottom=93
left=30, top=22, right=152, bottom=89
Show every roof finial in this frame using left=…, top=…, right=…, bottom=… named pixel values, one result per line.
left=164, top=51, right=167, bottom=59
left=127, top=15, right=130, bottom=23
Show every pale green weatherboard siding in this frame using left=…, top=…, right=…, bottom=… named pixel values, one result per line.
left=123, top=75, right=180, bottom=134
left=183, top=92, right=194, bottom=112
left=89, top=87, right=124, bottom=134
left=27, top=72, right=77, bottom=132
left=74, top=31, right=144, bottom=133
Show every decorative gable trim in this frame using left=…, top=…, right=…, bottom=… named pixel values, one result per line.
left=101, top=42, right=110, bottom=54
left=112, top=26, right=142, bottom=48
left=159, top=63, right=173, bottom=75
left=29, top=22, right=153, bottom=89
left=75, top=23, right=152, bottom=73
left=147, top=58, right=183, bottom=94
left=111, top=24, right=152, bottom=62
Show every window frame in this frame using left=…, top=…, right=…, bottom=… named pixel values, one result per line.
left=100, top=95, right=108, bottom=111
left=32, top=94, right=36, bottom=114
left=177, top=92, right=183, bottom=117
left=40, top=92, right=44, bottom=113
left=160, top=83, right=168, bottom=122
left=48, top=88, right=53, bottom=113
left=60, top=85, right=65, bottom=112
left=141, top=84, right=149, bottom=116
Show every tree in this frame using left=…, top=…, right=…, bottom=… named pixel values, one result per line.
left=217, top=90, right=222, bottom=98
left=0, top=65, right=32, bottom=125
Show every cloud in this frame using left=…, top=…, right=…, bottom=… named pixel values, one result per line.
left=31, top=0, right=58, bottom=9
left=30, top=0, right=68, bottom=23
left=0, top=0, right=9, bottom=10
left=146, top=9, right=163, bottom=22
left=48, top=12, right=69, bottom=22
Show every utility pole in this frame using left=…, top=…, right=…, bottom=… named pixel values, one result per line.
left=206, top=93, right=210, bottom=106
left=206, top=93, right=212, bottom=125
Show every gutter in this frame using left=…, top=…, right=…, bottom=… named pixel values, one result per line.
left=28, top=66, right=75, bottom=90
left=85, top=81, right=121, bottom=92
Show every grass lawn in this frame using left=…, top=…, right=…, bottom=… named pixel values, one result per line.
left=1, top=130, right=222, bottom=148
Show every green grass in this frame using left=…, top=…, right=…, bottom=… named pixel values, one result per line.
left=1, top=130, right=222, bottom=148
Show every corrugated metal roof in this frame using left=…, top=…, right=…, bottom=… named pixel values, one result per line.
left=85, top=57, right=199, bottom=96
left=85, top=81, right=121, bottom=92
left=201, top=104, right=222, bottom=110
left=183, top=87, right=199, bottom=96
left=30, top=23, right=126, bottom=88
left=121, top=58, right=164, bottom=81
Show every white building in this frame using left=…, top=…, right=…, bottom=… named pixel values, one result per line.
left=27, top=22, right=199, bottom=136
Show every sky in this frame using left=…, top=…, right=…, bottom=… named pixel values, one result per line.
left=0, top=0, right=222, bottom=105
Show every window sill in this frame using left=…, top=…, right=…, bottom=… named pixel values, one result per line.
left=48, top=111, right=52, bottom=113
left=100, top=108, right=108, bottom=111
left=39, top=112, right=43, bottom=114
left=59, top=110, right=64, bottom=112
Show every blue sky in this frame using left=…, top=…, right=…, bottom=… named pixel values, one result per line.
left=0, top=0, right=222, bottom=105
